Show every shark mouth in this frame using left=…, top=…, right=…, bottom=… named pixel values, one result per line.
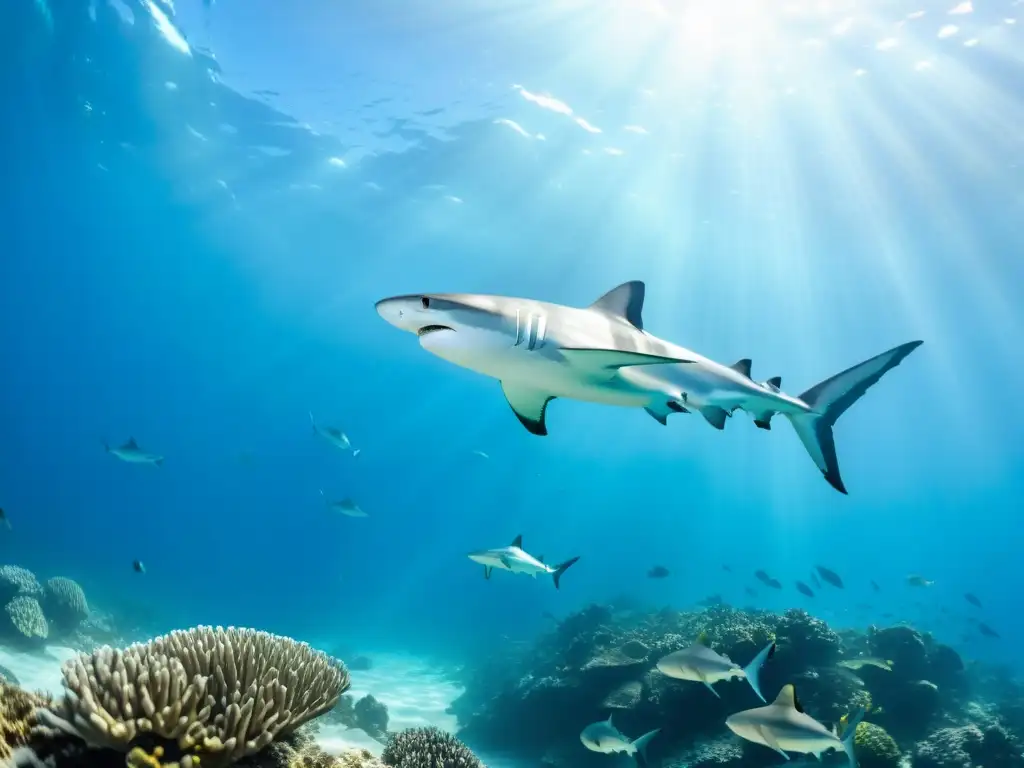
left=417, top=324, right=454, bottom=337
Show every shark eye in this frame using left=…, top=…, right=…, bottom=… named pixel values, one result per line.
left=421, top=297, right=430, bottom=309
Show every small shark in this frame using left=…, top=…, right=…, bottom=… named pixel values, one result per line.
left=376, top=282, right=922, bottom=494
left=725, top=684, right=865, bottom=765
left=657, top=638, right=776, bottom=701
left=105, top=438, right=164, bottom=466
left=309, top=412, right=358, bottom=453
left=580, top=714, right=659, bottom=765
left=320, top=490, right=368, bottom=517
left=467, top=534, right=579, bottom=589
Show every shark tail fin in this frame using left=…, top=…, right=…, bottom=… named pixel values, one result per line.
left=552, top=556, right=580, bottom=589
left=630, top=728, right=660, bottom=767
left=154, top=457, right=164, bottom=467
left=840, top=706, right=866, bottom=768
left=784, top=341, right=923, bottom=494
left=743, top=641, right=776, bottom=702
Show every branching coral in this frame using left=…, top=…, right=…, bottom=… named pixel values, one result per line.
left=39, top=626, right=350, bottom=768
left=0, top=682, right=51, bottom=762
left=381, top=727, right=481, bottom=768
left=5, top=596, right=48, bottom=641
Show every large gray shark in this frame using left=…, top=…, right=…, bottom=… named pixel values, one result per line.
left=725, top=684, right=865, bottom=765
left=375, top=281, right=922, bottom=494
left=104, top=437, right=164, bottom=466
left=467, top=534, right=580, bottom=589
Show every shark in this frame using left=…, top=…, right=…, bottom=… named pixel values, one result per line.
left=725, top=684, right=865, bottom=765
left=309, top=412, right=358, bottom=454
left=467, top=535, right=580, bottom=589
left=104, top=438, right=164, bottom=466
left=375, top=281, right=923, bottom=494
left=656, top=637, right=776, bottom=701
left=580, top=715, right=660, bottom=765
left=319, top=490, right=368, bottom=518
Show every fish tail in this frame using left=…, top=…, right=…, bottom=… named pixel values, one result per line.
left=552, top=556, right=580, bottom=589
left=784, top=341, right=922, bottom=494
left=840, top=706, right=866, bottom=768
left=630, top=728, right=660, bottom=767
left=154, top=457, right=164, bottom=467
left=743, top=640, right=777, bottom=702
left=309, top=411, right=317, bottom=430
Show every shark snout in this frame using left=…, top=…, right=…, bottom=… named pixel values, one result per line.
left=375, top=296, right=422, bottom=333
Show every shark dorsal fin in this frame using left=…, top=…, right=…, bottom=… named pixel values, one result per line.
left=126, top=437, right=138, bottom=449
left=767, top=376, right=782, bottom=388
left=773, top=684, right=803, bottom=713
left=606, top=713, right=614, bottom=726
left=511, top=534, right=523, bottom=549
left=537, top=554, right=544, bottom=563
left=730, top=359, right=752, bottom=377
left=589, top=281, right=645, bottom=330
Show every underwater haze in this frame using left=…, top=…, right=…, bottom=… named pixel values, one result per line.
left=2, top=0, right=1023, bottom=708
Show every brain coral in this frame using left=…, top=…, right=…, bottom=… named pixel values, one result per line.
left=0, top=566, right=43, bottom=602
left=39, top=625, right=350, bottom=768
left=5, top=596, right=48, bottom=640
left=854, top=722, right=902, bottom=768
left=381, top=727, right=481, bottom=768
left=42, top=577, right=89, bottom=631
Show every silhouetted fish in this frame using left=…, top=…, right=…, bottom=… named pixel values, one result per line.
left=132, top=560, right=146, bottom=574
left=907, top=574, right=934, bottom=587
left=723, top=564, right=733, bottom=573
left=978, top=623, right=1000, bottom=639
left=754, top=570, right=774, bottom=586
left=647, top=565, right=670, bottom=579
left=795, top=581, right=815, bottom=598
left=815, top=565, right=844, bottom=589
left=871, top=580, right=881, bottom=592
left=964, top=593, right=982, bottom=608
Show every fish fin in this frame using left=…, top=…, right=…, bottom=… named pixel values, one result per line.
left=753, top=416, right=773, bottom=431
left=772, top=684, right=803, bottom=713
left=813, top=752, right=823, bottom=762
left=499, top=555, right=512, bottom=569
left=841, top=707, right=866, bottom=768
left=552, top=556, right=579, bottom=589
left=500, top=382, right=555, bottom=436
left=743, top=641, right=776, bottom=702
left=699, top=406, right=729, bottom=430
left=154, top=457, right=164, bottom=467
left=126, top=437, right=138, bottom=448
left=589, top=281, right=646, bottom=330
left=667, top=400, right=689, bottom=413
left=767, top=376, right=782, bottom=389
left=536, top=554, right=544, bottom=563
left=509, top=535, right=523, bottom=549
left=352, top=448, right=361, bottom=458
left=702, top=680, right=721, bottom=698
left=630, top=728, right=660, bottom=767
left=730, top=358, right=752, bottom=377
left=309, top=411, right=316, bottom=429
left=607, top=713, right=614, bottom=725
left=483, top=566, right=491, bottom=580
left=561, top=348, right=695, bottom=371
left=785, top=340, right=923, bottom=494
left=644, top=406, right=668, bottom=425
left=757, top=727, right=790, bottom=760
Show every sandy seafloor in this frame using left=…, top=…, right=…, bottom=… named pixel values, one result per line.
left=0, top=646, right=520, bottom=768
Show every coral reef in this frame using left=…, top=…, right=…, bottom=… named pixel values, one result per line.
left=913, top=723, right=1024, bottom=767
left=381, top=727, right=481, bottom=768
left=4, top=596, right=49, bottom=642
left=41, top=578, right=89, bottom=635
left=0, top=567, right=43, bottom=603
left=352, top=695, right=389, bottom=741
left=36, top=626, right=350, bottom=768
left=853, top=723, right=902, bottom=768
left=0, top=682, right=51, bottom=762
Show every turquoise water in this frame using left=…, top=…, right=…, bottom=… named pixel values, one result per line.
left=1, top=0, right=1022, bottom=683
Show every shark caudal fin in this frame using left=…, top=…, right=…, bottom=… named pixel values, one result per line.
left=630, top=728, right=661, bottom=767
left=840, top=706, right=867, bottom=768
left=743, top=641, right=777, bottom=702
left=552, top=556, right=580, bottom=589
left=784, top=341, right=922, bottom=494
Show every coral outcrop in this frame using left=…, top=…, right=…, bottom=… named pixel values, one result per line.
left=36, top=626, right=351, bottom=768
left=353, top=695, right=389, bottom=741
left=42, top=578, right=89, bottom=634
left=381, top=727, right=481, bottom=768
left=854, top=722, right=902, bottom=768
left=913, top=723, right=1024, bottom=767
left=4, top=596, right=48, bottom=642
left=0, top=566, right=43, bottom=602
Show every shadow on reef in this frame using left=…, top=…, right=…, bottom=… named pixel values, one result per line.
left=448, top=603, right=1024, bottom=768
left=0, top=625, right=484, bottom=768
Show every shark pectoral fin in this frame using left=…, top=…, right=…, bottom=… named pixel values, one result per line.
left=589, top=281, right=646, bottom=330
left=702, top=680, right=721, bottom=698
left=500, top=382, right=555, bottom=436
left=757, top=727, right=789, bottom=760
left=698, top=406, right=729, bottom=430
left=644, top=406, right=668, bottom=425
left=561, top=348, right=695, bottom=371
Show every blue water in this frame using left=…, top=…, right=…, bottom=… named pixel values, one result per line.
left=1, top=0, right=1022, bottom=673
